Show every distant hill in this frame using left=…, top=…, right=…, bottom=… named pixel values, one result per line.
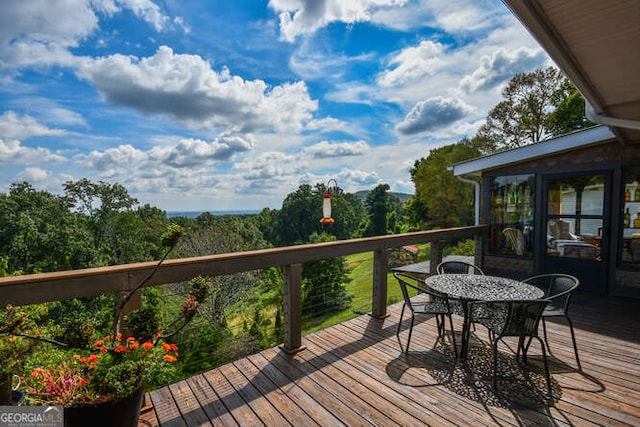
left=353, top=190, right=413, bottom=204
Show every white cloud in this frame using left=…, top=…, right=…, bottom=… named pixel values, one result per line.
left=460, top=47, right=548, bottom=93
left=0, top=139, right=67, bottom=166
left=336, top=167, right=380, bottom=187
left=17, top=167, right=49, bottom=183
left=0, top=111, right=68, bottom=140
left=77, top=144, right=147, bottom=171
left=116, top=0, right=169, bottom=31
left=378, top=40, right=446, bottom=87
left=235, top=151, right=307, bottom=181
left=76, top=46, right=318, bottom=133
left=0, top=0, right=178, bottom=70
left=305, top=116, right=348, bottom=133
left=150, top=134, right=254, bottom=167
left=303, top=140, right=370, bottom=158
left=269, top=0, right=408, bottom=42
left=396, top=96, right=473, bottom=135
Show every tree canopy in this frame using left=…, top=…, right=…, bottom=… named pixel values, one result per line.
left=477, top=66, right=592, bottom=151
left=409, top=140, right=481, bottom=229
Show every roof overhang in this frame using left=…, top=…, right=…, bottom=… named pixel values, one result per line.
left=450, top=125, right=616, bottom=178
left=502, top=0, right=640, bottom=144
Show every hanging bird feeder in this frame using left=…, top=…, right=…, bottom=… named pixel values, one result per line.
left=320, top=179, right=337, bottom=224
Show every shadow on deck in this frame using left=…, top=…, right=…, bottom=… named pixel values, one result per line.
left=141, top=292, right=640, bottom=426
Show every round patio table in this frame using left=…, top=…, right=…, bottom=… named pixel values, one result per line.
left=424, top=274, right=544, bottom=359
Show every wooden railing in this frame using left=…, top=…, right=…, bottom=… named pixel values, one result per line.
left=0, top=225, right=488, bottom=353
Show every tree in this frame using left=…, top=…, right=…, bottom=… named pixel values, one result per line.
left=64, top=179, right=138, bottom=265
left=274, top=184, right=320, bottom=245
left=0, top=182, right=95, bottom=273
left=547, top=79, right=594, bottom=136
left=363, top=184, right=391, bottom=236
left=409, top=140, right=481, bottom=229
left=478, top=67, right=564, bottom=150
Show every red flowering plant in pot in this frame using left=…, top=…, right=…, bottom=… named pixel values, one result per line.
left=23, top=333, right=179, bottom=407
left=4, top=224, right=213, bottom=425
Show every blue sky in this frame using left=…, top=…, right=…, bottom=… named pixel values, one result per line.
left=0, top=0, right=550, bottom=212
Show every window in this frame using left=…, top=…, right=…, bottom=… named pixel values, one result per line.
left=622, top=167, right=640, bottom=266
left=488, top=174, right=534, bottom=256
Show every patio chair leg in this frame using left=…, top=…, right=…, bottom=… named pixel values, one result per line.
left=435, top=315, right=443, bottom=337
left=447, top=314, right=458, bottom=358
left=565, top=316, right=582, bottom=370
left=517, top=336, right=527, bottom=364
left=405, top=315, right=415, bottom=353
left=533, top=336, right=553, bottom=402
left=541, top=318, right=551, bottom=352
left=396, top=303, right=406, bottom=337
left=492, top=339, right=499, bottom=391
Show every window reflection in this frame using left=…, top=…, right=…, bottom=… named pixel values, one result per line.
left=546, top=175, right=604, bottom=261
left=489, top=174, right=534, bottom=256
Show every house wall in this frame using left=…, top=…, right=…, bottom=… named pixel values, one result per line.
left=479, top=139, right=640, bottom=297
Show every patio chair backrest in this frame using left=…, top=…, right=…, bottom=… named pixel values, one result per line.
left=393, top=271, right=448, bottom=308
left=481, top=299, right=550, bottom=338
left=523, top=273, right=579, bottom=314
left=436, top=261, right=484, bottom=275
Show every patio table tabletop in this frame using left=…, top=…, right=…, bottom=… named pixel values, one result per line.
left=424, top=274, right=544, bottom=358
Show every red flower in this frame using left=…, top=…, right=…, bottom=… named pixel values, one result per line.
left=163, top=355, right=177, bottom=363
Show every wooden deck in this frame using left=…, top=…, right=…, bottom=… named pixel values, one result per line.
left=141, top=293, right=640, bottom=426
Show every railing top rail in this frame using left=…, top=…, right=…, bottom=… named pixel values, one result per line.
left=0, top=225, right=488, bottom=306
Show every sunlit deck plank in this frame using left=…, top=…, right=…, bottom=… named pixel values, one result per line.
left=185, top=374, right=236, bottom=426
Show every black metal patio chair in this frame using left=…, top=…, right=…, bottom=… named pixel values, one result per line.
left=436, top=260, right=484, bottom=321
left=523, top=273, right=581, bottom=370
left=470, top=298, right=553, bottom=400
left=394, top=272, right=457, bottom=356
left=436, top=260, right=484, bottom=275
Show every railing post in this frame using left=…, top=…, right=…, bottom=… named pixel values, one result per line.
left=282, top=263, right=305, bottom=353
left=372, top=249, right=388, bottom=319
left=430, top=240, right=444, bottom=275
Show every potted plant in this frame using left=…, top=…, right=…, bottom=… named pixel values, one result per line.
left=23, top=334, right=179, bottom=425
left=3, top=224, right=213, bottom=426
